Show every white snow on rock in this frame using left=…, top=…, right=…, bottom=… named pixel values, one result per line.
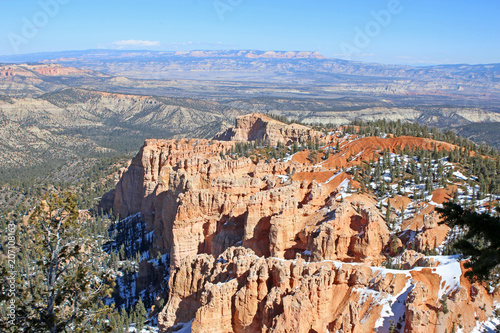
left=470, top=303, right=500, bottom=332
left=277, top=175, right=290, bottom=183
left=282, top=152, right=297, bottom=162
left=429, top=256, right=462, bottom=298
left=374, top=279, right=413, bottom=331
left=453, top=171, right=468, bottom=180
left=167, top=320, right=193, bottom=333
left=325, top=171, right=343, bottom=184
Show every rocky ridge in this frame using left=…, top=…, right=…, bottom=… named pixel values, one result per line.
left=0, top=85, right=242, bottom=170
left=106, top=113, right=499, bottom=332
left=169, top=50, right=325, bottom=59
left=2, top=62, right=499, bottom=157
left=159, top=247, right=493, bottom=333
left=213, top=113, right=324, bottom=146
left=0, top=63, right=92, bottom=78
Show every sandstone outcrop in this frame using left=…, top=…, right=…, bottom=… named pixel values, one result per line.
left=113, top=115, right=463, bottom=266
left=112, top=135, right=387, bottom=267
left=111, top=131, right=394, bottom=268
left=106, top=114, right=499, bottom=332
left=414, top=211, right=450, bottom=253
left=305, top=196, right=390, bottom=265
left=159, top=247, right=497, bottom=333
left=0, top=64, right=91, bottom=78
left=213, top=113, right=324, bottom=146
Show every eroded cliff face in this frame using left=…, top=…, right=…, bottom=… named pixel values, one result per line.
left=112, top=136, right=389, bottom=268
left=213, top=113, right=324, bottom=146
left=109, top=114, right=500, bottom=332
left=159, top=247, right=496, bottom=333
left=0, top=64, right=92, bottom=77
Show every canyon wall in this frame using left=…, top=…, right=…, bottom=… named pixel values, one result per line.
left=108, top=114, right=500, bottom=332
left=159, top=247, right=496, bottom=333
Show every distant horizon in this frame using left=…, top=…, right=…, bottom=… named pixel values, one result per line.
left=1, top=1, right=499, bottom=65
left=1, top=48, right=499, bottom=68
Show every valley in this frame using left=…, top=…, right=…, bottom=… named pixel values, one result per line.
left=0, top=51, right=499, bottom=333
left=0, top=52, right=499, bottom=184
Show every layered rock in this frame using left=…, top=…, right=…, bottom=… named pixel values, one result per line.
left=159, top=247, right=393, bottom=332
left=112, top=134, right=389, bottom=265
left=213, top=113, right=324, bottom=146
left=305, top=196, right=391, bottom=265
left=0, top=64, right=91, bottom=78
left=159, top=247, right=497, bottom=333
left=111, top=135, right=393, bottom=268
left=414, top=210, right=451, bottom=253
left=106, top=115, right=499, bottom=332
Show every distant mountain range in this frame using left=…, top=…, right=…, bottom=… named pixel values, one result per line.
left=0, top=51, right=499, bottom=180
left=1, top=49, right=499, bottom=85
left=3, top=50, right=500, bottom=332
left=0, top=49, right=326, bottom=62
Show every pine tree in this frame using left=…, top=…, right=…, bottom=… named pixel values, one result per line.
left=440, top=295, right=449, bottom=314
left=388, top=319, right=396, bottom=333
left=386, top=200, right=392, bottom=226
left=119, top=243, right=126, bottom=260
left=121, top=306, right=130, bottom=332
left=437, top=202, right=500, bottom=282
left=134, top=298, right=148, bottom=331
left=130, top=311, right=137, bottom=329
left=324, top=149, right=330, bottom=160
left=112, top=310, right=125, bottom=333
left=390, top=234, right=399, bottom=255
left=1, top=193, right=114, bottom=332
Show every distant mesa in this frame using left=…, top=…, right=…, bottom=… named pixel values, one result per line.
left=169, top=50, right=325, bottom=59
left=0, top=63, right=92, bottom=77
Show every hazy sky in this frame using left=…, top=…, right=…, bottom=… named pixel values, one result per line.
left=1, top=0, right=499, bottom=65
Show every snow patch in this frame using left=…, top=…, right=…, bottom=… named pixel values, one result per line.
left=324, top=171, right=343, bottom=184
left=282, top=152, right=297, bottom=163
left=169, top=320, right=193, bottom=333
left=277, top=175, right=290, bottom=184
left=453, top=171, right=468, bottom=180
left=374, top=279, right=413, bottom=331
left=430, top=256, right=462, bottom=298
left=470, top=303, right=500, bottom=332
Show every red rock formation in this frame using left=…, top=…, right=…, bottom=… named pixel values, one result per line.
left=159, top=247, right=498, bottom=333
left=213, top=113, right=324, bottom=146
left=414, top=210, right=450, bottom=253
left=112, top=136, right=382, bottom=267
left=107, top=115, right=498, bottom=332
left=304, top=195, right=390, bottom=265
left=0, top=64, right=91, bottom=77
left=31, top=64, right=91, bottom=76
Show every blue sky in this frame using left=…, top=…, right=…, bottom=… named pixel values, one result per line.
left=0, top=0, right=499, bottom=65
